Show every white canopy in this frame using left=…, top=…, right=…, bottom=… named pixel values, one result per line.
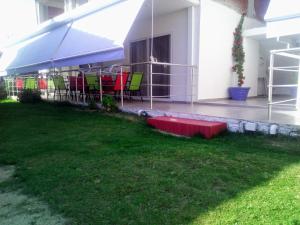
left=0, top=0, right=145, bottom=75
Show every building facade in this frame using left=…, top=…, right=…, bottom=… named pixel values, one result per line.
left=1, top=0, right=278, bottom=102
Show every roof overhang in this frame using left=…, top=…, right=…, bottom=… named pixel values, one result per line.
left=266, top=17, right=300, bottom=38
left=265, top=0, right=300, bottom=38
left=265, top=0, right=300, bottom=22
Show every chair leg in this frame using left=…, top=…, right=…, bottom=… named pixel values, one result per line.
left=129, top=91, right=132, bottom=101
left=139, top=90, right=143, bottom=102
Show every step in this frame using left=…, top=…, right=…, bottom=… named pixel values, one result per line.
left=147, top=116, right=227, bottom=139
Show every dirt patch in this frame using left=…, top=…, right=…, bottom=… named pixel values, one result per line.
left=0, top=166, right=67, bottom=225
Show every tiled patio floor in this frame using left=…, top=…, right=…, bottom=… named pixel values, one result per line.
left=121, top=96, right=300, bottom=127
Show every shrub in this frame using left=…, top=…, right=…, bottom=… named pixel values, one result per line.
left=102, top=95, right=118, bottom=112
left=89, top=99, right=99, bottom=110
left=18, top=89, right=41, bottom=103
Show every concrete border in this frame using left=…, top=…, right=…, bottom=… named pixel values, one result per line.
left=121, top=106, right=300, bottom=137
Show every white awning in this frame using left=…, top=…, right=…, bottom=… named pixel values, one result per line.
left=0, top=0, right=145, bottom=75
left=0, top=24, right=71, bottom=74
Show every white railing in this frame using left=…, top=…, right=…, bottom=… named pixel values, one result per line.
left=268, top=47, right=300, bottom=120
left=4, top=61, right=198, bottom=110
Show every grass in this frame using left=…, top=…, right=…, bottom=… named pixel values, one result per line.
left=0, top=100, right=299, bottom=225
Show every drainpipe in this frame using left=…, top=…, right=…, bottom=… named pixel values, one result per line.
left=150, top=0, right=154, bottom=109
left=297, top=60, right=300, bottom=110
left=188, top=6, right=196, bottom=103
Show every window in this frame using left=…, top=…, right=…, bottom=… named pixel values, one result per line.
left=36, top=0, right=89, bottom=24
left=36, top=0, right=65, bottom=23
left=130, top=39, right=148, bottom=95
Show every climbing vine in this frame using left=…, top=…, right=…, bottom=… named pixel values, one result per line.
left=232, top=14, right=246, bottom=87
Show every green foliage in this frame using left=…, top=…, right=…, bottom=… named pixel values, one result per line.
left=18, top=89, right=41, bottom=103
left=0, top=102, right=300, bottom=225
left=232, top=14, right=246, bottom=87
left=102, top=95, right=118, bottom=112
left=0, top=79, right=7, bottom=100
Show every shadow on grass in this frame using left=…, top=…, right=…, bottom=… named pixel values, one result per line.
left=0, top=101, right=299, bottom=224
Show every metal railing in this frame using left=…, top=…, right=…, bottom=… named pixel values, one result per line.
left=268, top=47, right=300, bottom=120
left=4, top=61, right=198, bottom=110
left=123, top=61, right=197, bottom=109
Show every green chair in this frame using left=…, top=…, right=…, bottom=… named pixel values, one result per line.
left=47, top=78, right=55, bottom=91
left=85, top=73, right=100, bottom=100
left=24, top=78, right=37, bottom=90
left=46, top=78, right=55, bottom=99
left=86, top=73, right=99, bottom=90
left=53, top=76, right=68, bottom=101
left=127, top=72, right=143, bottom=101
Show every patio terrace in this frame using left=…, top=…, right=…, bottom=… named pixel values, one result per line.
left=120, top=96, right=300, bottom=135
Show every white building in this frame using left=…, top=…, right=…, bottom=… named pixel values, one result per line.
left=1, top=0, right=298, bottom=104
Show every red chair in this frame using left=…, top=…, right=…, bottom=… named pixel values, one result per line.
left=114, top=72, right=129, bottom=92
left=101, top=75, right=114, bottom=93
left=101, top=72, right=129, bottom=100
left=16, top=78, right=24, bottom=90
left=38, top=79, right=48, bottom=90
left=68, top=76, right=87, bottom=100
left=69, top=76, right=76, bottom=92
left=110, top=72, right=129, bottom=100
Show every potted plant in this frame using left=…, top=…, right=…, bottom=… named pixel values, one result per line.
left=229, top=13, right=250, bottom=101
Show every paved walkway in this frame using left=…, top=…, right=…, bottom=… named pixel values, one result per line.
left=0, top=166, right=66, bottom=225
left=121, top=97, right=300, bottom=127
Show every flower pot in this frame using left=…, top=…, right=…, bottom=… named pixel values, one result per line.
left=228, top=87, right=250, bottom=101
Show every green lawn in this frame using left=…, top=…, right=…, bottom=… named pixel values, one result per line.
left=0, top=100, right=299, bottom=225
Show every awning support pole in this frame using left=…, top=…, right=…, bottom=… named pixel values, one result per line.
left=191, top=66, right=194, bottom=105
left=99, top=69, right=103, bottom=102
left=150, top=62, right=153, bottom=109
left=11, top=76, right=13, bottom=97
left=268, top=53, right=274, bottom=120
left=150, top=0, right=154, bottom=110
left=46, top=74, right=49, bottom=100
left=297, top=59, right=300, bottom=109
left=16, top=77, right=18, bottom=97
left=120, top=66, right=124, bottom=107
left=7, top=77, right=10, bottom=97
left=75, top=73, right=78, bottom=103
left=82, top=71, right=86, bottom=104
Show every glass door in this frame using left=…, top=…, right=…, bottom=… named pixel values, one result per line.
left=130, top=39, right=148, bottom=96
left=151, top=35, right=170, bottom=97
left=130, top=34, right=171, bottom=98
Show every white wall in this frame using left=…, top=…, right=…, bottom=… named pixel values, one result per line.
left=0, top=0, right=37, bottom=48
left=197, top=0, right=260, bottom=100
left=123, top=9, right=190, bottom=101
left=243, top=37, right=259, bottom=96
